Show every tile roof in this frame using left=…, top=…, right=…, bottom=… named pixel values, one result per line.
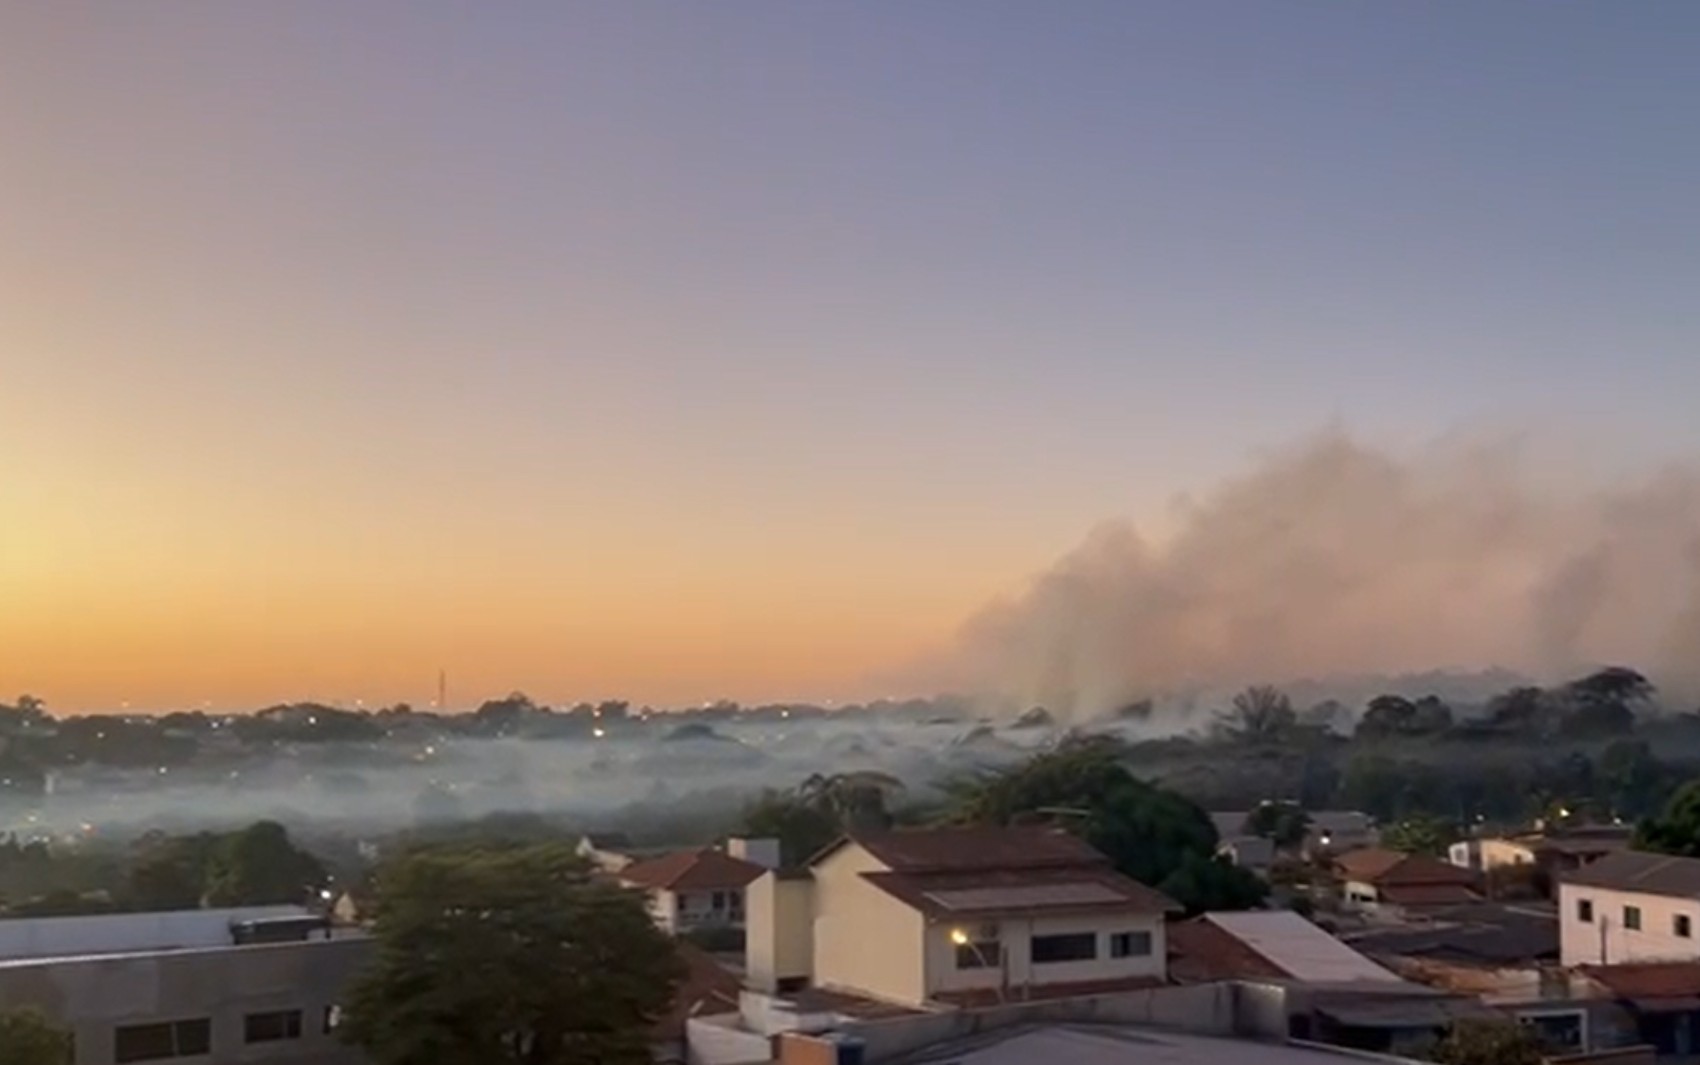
left=827, top=826, right=1107, bottom=873
left=862, top=866, right=1176, bottom=918
left=1377, top=883, right=1482, bottom=907
left=1345, top=903, right=1558, bottom=964
left=652, top=942, right=742, bottom=1041
left=1335, top=849, right=1476, bottom=888
left=1562, top=850, right=1700, bottom=898
left=619, top=849, right=766, bottom=892
left=1167, top=917, right=1291, bottom=982
left=1581, top=962, right=1700, bottom=1000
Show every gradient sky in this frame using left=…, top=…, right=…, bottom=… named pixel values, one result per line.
left=4, top=3, right=1698, bottom=712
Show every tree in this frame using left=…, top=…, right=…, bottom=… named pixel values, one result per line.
left=1558, top=667, right=1650, bottom=739
left=1243, top=802, right=1311, bottom=850
left=1424, top=1018, right=1544, bottom=1065
left=1217, top=686, right=1296, bottom=743
left=1599, top=739, right=1668, bottom=819
left=797, top=771, right=904, bottom=835
left=1357, top=694, right=1453, bottom=740
left=340, top=843, right=683, bottom=1065
left=1381, top=816, right=1454, bottom=857
left=1635, top=779, right=1700, bottom=857
left=126, top=832, right=218, bottom=911
left=739, top=789, right=840, bottom=868
left=0, top=1008, right=72, bottom=1065
left=947, top=738, right=1266, bottom=913
left=203, top=821, right=326, bottom=907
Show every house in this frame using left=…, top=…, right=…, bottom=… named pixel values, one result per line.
left=745, top=826, right=1176, bottom=1008
left=619, top=839, right=774, bottom=934
left=1449, top=825, right=1631, bottom=881
left=1168, top=910, right=1403, bottom=984
left=1334, top=848, right=1481, bottom=914
left=1559, top=850, right=1700, bottom=968
left=1343, top=901, right=1560, bottom=999
left=1576, top=962, right=1700, bottom=1059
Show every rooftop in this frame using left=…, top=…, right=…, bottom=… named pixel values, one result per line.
left=619, top=849, right=766, bottom=892
left=653, top=942, right=743, bottom=1042
left=1562, top=850, right=1700, bottom=898
left=884, top=1023, right=1423, bottom=1064
left=1172, top=911, right=1402, bottom=985
left=825, top=826, right=1107, bottom=874
left=1335, top=849, right=1476, bottom=888
left=0, top=905, right=314, bottom=963
left=862, top=865, right=1176, bottom=919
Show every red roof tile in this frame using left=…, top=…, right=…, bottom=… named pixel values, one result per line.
left=1167, top=917, right=1289, bottom=982
left=861, top=865, right=1176, bottom=918
left=1336, top=849, right=1477, bottom=888
left=1581, top=962, right=1700, bottom=1000
left=822, top=826, right=1108, bottom=873
left=619, top=849, right=765, bottom=892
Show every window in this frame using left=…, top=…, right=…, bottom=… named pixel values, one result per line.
left=244, top=1009, right=303, bottom=1044
left=711, top=891, right=727, bottom=910
left=1030, top=933, right=1097, bottom=964
left=674, top=892, right=691, bottom=911
left=115, top=1019, right=211, bottom=1063
left=1111, top=931, right=1152, bottom=958
left=1577, top=898, right=1593, bottom=924
left=1678, top=914, right=1693, bottom=939
left=1625, top=905, right=1642, bottom=931
left=954, top=940, right=1002, bottom=969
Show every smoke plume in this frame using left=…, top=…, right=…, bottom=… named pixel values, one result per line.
left=950, top=432, right=1700, bottom=720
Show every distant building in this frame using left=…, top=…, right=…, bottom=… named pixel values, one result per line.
left=1333, top=849, right=1481, bottom=915
left=1215, top=835, right=1275, bottom=878
left=1449, top=825, right=1631, bottom=880
left=1210, top=809, right=1377, bottom=860
left=744, top=825, right=1175, bottom=1008
left=1560, top=850, right=1700, bottom=968
left=619, top=842, right=772, bottom=934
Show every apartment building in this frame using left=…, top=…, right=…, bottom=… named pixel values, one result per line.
left=0, top=907, right=368, bottom=1065
left=1560, top=850, right=1700, bottom=967
left=745, top=825, right=1175, bottom=1007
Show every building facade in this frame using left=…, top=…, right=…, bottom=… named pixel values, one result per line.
left=1560, top=851, right=1700, bottom=968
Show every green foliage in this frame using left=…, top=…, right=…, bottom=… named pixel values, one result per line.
left=1243, top=802, right=1311, bottom=850
left=1634, top=778, right=1700, bottom=857
left=947, top=737, right=1266, bottom=913
left=738, top=772, right=904, bottom=866
left=0, top=1008, right=73, bottom=1065
left=1423, top=1018, right=1544, bottom=1065
left=1380, top=816, right=1455, bottom=857
left=204, top=821, right=326, bottom=907
left=340, top=843, right=683, bottom=1065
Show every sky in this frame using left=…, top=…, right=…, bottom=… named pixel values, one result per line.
left=3, top=3, right=1698, bottom=712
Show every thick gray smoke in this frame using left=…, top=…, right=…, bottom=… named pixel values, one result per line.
left=951, top=432, right=1700, bottom=721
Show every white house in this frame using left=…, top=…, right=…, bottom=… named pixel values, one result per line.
left=745, top=826, right=1176, bottom=1008
left=619, top=839, right=774, bottom=934
left=1559, top=850, right=1700, bottom=967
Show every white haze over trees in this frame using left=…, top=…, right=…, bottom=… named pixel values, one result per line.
left=945, top=432, right=1700, bottom=722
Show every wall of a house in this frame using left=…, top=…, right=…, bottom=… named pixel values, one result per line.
left=1559, top=883, right=1700, bottom=967
left=921, top=911, right=1166, bottom=999
left=746, top=873, right=814, bottom=992
left=810, top=844, right=924, bottom=1005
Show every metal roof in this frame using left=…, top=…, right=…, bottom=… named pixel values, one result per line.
left=0, top=905, right=313, bottom=962
left=1562, top=850, right=1700, bottom=898
left=1203, top=912, right=1403, bottom=985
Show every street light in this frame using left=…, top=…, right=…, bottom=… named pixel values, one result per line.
left=949, top=928, right=1006, bottom=1003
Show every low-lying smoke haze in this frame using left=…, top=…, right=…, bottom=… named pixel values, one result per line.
left=947, top=432, right=1700, bottom=720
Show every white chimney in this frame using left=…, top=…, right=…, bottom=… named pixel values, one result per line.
left=727, top=837, right=781, bottom=870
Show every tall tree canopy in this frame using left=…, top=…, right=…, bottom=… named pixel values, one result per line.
left=946, top=737, right=1266, bottom=913
left=0, top=1008, right=73, bottom=1065
left=1635, top=779, right=1700, bottom=858
left=203, top=821, right=326, bottom=907
left=341, top=843, right=682, bottom=1065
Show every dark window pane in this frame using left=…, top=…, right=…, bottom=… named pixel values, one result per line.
left=115, top=1024, right=176, bottom=1064
left=244, top=1010, right=303, bottom=1044
left=1030, top=933, right=1097, bottom=964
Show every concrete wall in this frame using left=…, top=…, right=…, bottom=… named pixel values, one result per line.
left=921, top=911, right=1166, bottom=999
left=0, top=937, right=372, bottom=1065
left=1559, top=882, right=1700, bottom=966
left=811, top=844, right=925, bottom=1005
left=846, top=982, right=1242, bottom=1062
left=685, top=1015, right=772, bottom=1065
left=746, top=873, right=813, bottom=993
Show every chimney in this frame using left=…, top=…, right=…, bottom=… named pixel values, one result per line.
left=728, top=837, right=781, bottom=870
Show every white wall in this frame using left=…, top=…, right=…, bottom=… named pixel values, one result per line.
left=811, top=843, right=926, bottom=1005
left=922, top=912, right=1165, bottom=1000
left=1559, top=882, right=1700, bottom=967
left=746, top=873, right=813, bottom=993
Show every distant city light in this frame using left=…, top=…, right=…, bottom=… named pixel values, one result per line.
left=593, top=727, right=606, bottom=739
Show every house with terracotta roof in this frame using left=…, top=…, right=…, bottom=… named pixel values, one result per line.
left=619, top=839, right=775, bottom=934
left=744, top=826, right=1177, bottom=1008
left=1168, top=910, right=1403, bottom=985
left=1334, top=848, right=1480, bottom=915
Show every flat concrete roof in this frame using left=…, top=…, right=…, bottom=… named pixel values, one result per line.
left=889, top=1024, right=1417, bottom=1064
